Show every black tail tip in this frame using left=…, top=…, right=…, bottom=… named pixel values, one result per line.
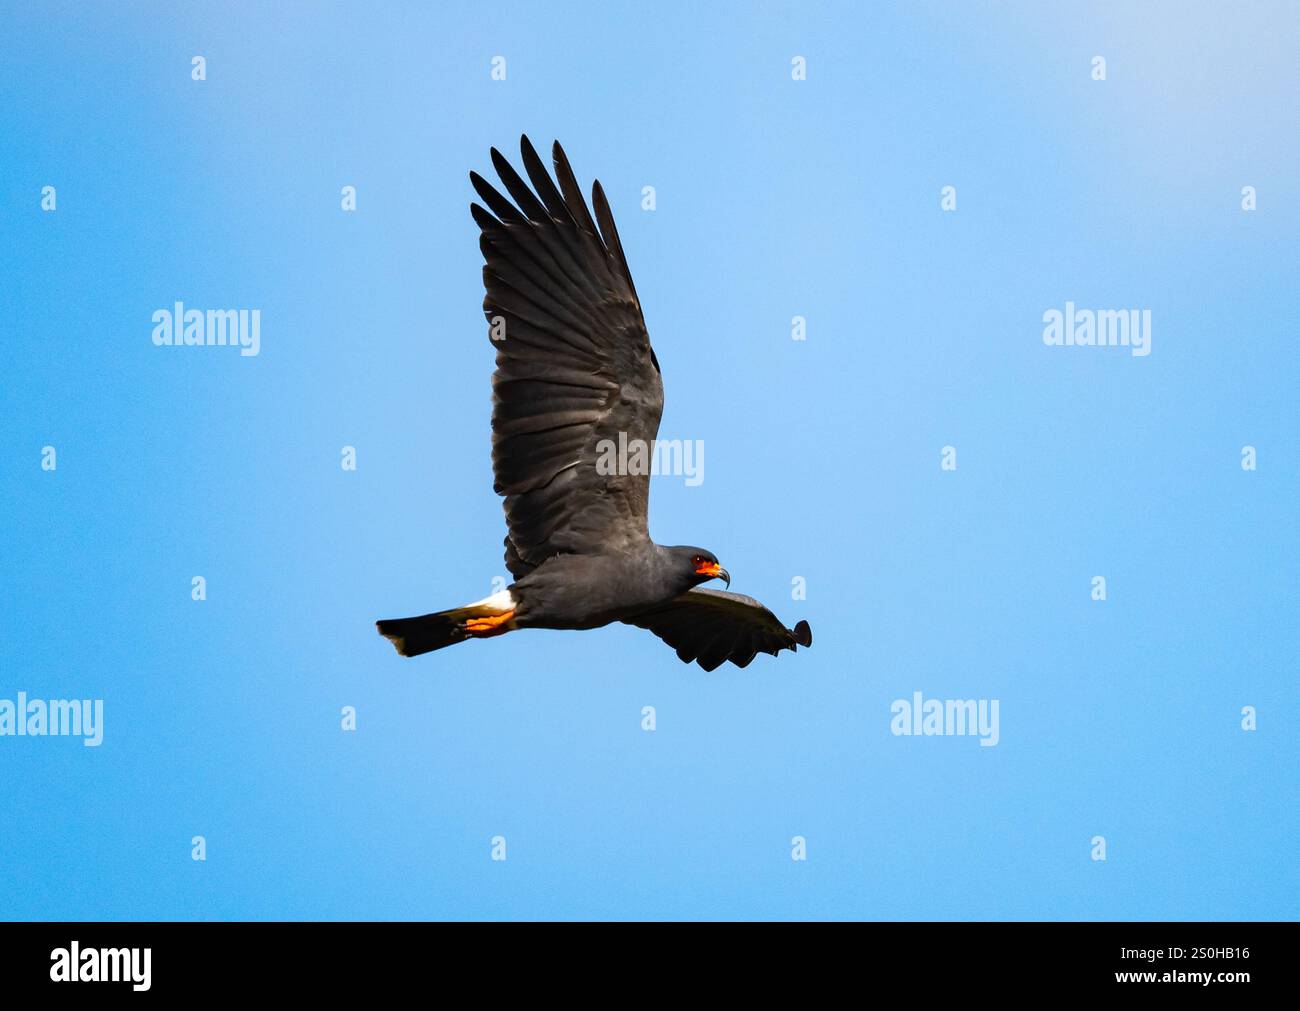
left=375, top=621, right=411, bottom=657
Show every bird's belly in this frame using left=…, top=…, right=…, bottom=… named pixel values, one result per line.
left=516, top=590, right=633, bottom=631
left=512, top=556, right=662, bottom=630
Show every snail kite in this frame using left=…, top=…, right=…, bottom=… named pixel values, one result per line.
left=376, top=136, right=811, bottom=671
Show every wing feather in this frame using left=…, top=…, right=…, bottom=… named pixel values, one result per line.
left=520, top=135, right=574, bottom=223
left=489, top=146, right=550, bottom=222
left=591, top=179, right=639, bottom=303
left=470, top=174, right=526, bottom=224
left=552, top=141, right=603, bottom=242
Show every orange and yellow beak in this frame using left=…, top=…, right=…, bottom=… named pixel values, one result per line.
left=695, top=560, right=731, bottom=588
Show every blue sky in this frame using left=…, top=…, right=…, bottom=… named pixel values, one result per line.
left=1, top=1, right=1296, bottom=920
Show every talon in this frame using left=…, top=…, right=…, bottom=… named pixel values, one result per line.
left=464, top=610, right=515, bottom=636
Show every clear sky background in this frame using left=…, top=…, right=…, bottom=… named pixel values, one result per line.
left=2, top=1, right=1296, bottom=920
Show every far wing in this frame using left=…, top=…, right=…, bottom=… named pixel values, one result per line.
left=622, top=588, right=812, bottom=672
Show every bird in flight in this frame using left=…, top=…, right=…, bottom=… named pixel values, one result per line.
left=376, top=136, right=811, bottom=671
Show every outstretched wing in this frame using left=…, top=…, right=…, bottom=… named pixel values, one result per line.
left=622, top=588, right=813, bottom=672
left=472, top=136, right=664, bottom=577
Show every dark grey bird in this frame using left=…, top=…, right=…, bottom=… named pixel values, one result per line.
left=376, top=136, right=811, bottom=671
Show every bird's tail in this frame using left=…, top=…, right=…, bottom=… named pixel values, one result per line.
left=375, top=591, right=516, bottom=658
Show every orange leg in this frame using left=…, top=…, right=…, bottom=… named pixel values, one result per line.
left=464, top=610, right=515, bottom=637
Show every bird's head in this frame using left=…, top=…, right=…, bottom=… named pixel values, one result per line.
left=669, top=546, right=730, bottom=590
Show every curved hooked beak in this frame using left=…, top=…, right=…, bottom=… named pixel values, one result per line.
left=697, top=562, right=731, bottom=588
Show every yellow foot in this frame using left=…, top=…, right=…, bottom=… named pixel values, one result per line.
left=464, top=610, right=515, bottom=636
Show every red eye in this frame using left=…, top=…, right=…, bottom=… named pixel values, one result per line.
left=691, top=555, right=706, bottom=567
